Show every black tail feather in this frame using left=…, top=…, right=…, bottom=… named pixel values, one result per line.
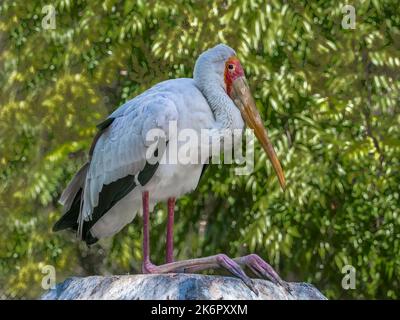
left=53, top=189, right=81, bottom=232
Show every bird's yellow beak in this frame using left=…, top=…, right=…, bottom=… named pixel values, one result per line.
left=231, top=76, right=286, bottom=190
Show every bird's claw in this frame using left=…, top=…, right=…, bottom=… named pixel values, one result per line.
left=239, top=254, right=290, bottom=293
left=216, top=254, right=258, bottom=295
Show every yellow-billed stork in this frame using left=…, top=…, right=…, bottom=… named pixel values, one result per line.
left=54, top=44, right=287, bottom=292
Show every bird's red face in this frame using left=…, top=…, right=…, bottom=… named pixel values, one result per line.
left=224, top=56, right=245, bottom=97
left=224, top=55, right=286, bottom=190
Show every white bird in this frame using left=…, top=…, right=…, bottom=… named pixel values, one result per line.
left=54, top=44, right=287, bottom=291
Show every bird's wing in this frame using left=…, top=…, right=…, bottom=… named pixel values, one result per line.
left=81, top=95, right=178, bottom=224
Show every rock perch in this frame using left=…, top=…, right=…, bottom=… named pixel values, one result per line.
left=41, top=274, right=326, bottom=300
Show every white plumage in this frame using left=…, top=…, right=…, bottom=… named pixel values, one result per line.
left=67, top=44, right=246, bottom=240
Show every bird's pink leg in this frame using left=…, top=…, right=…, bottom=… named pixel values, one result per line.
left=140, top=193, right=287, bottom=292
left=144, top=254, right=257, bottom=292
left=166, top=197, right=175, bottom=263
left=142, top=191, right=151, bottom=267
left=140, top=194, right=286, bottom=292
left=140, top=192, right=256, bottom=292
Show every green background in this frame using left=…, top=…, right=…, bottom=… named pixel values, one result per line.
left=0, top=0, right=399, bottom=299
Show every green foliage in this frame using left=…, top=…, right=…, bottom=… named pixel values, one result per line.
left=1, top=0, right=399, bottom=299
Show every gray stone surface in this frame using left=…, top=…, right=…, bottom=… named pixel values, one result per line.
left=41, top=274, right=327, bottom=300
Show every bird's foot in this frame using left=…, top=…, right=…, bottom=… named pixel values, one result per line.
left=234, top=254, right=291, bottom=293
left=213, top=254, right=257, bottom=294
left=141, top=254, right=258, bottom=294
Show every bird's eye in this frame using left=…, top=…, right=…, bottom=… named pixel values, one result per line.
left=228, top=64, right=235, bottom=70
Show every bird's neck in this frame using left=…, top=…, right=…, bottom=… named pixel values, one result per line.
left=202, top=84, right=244, bottom=130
